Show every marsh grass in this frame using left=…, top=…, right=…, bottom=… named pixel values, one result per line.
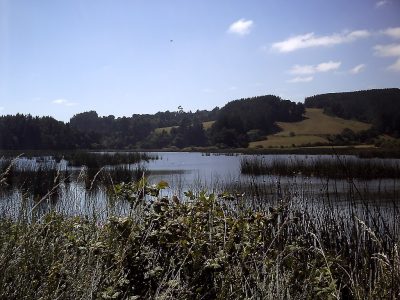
left=241, top=156, right=400, bottom=179
left=0, top=151, right=154, bottom=196
left=63, top=151, right=156, bottom=168
left=1, top=150, right=156, bottom=164
left=0, top=157, right=65, bottom=198
left=0, top=157, right=399, bottom=299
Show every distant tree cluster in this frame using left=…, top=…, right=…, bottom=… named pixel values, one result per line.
left=327, top=128, right=380, bottom=146
left=0, top=114, right=97, bottom=150
left=139, top=117, right=208, bottom=149
left=0, top=93, right=350, bottom=150
left=69, top=111, right=155, bottom=149
left=69, top=109, right=218, bottom=149
left=305, top=88, right=400, bottom=137
left=0, top=108, right=219, bottom=150
left=209, top=95, right=305, bottom=147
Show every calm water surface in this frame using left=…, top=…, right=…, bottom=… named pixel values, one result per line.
left=0, top=152, right=399, bottom=226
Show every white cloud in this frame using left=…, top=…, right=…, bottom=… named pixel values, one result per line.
left=228, top=19, right=254, bottom=36
left=316, top=61, right=342, bottom=72
left=374, top=44, right=400, bottom=72
left=52, top=99, right=77, bottom=106
left=350, top=64, right=366, bottom=74
left=373, top=43, right=400, bottom=57
left=382, top=27, right=400, bottom=39
left=288, top=76, right=313, bottom=83
left=376, top=0, right=389, bottom=7
left=289, top=61, right=341, bottom=75
left=388, top=58, right=400, bottom=71
left=272, top=30, right=370, bottom=53
left=289, top=64, right=315, bottom=75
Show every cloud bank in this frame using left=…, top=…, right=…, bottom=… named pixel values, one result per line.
left=289, top=61, right=341, bottom=75
left=374, top=44, right=400, bottom=57
left=272, top=30, right=370, bottom=53
left=382, top=27, right=400, bottom=39
left=374, top=43, right=400, bottom=71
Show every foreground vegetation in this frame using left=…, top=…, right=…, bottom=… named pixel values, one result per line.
left=0, top=166, right=399, bottom=299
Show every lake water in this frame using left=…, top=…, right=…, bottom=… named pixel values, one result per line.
left=0, top=152, right=399, bottom=231
left=146, top=152, right=399, bottom=201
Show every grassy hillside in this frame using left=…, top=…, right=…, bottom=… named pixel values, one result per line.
left=275, top=108, right=371, bottom=136
left=202, top=120, right=215, bottom=129
left=250, top=108, right=372, bottom=148
left=154, top=120, right=215, bottom=134
left=250, top=135, right=329, bottom=148
left=154, top=125, right=178, bottom=134
left=305, top=88, right=400, bottom=136
left=153, top=109, right=374, bottom=149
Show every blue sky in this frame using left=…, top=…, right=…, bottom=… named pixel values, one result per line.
left=0, top=0, right=399, bottom=121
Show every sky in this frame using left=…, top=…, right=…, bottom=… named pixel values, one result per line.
left=0, top=0, right=399, bottom=122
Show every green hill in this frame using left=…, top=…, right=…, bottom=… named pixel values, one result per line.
left=250, top=108, right=372, bottom=148
left=305, top=88, right=400, bottom=136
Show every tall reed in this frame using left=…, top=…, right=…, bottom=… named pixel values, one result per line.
left=240, top=156, right=400, bottom=179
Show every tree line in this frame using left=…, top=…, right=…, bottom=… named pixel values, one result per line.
left=0, top=114, right=98, bottom=150
left=0, top=95, right=305, bottom=150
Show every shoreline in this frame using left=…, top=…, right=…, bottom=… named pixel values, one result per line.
left=1, top=145, right=400, bottom=158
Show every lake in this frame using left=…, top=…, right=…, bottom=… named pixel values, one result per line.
left=0, top=152, right=399, bottom=233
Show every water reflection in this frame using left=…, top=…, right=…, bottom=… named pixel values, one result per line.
left=0, top=152, right=399, bottom=229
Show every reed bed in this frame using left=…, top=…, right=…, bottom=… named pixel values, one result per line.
left=0, top=151, right=154, bottom=195
left=241, top=156, right=400, bottom=179
left=62, top=151, right=157, bottom=168
left=0, top=157, right=399, bottom=299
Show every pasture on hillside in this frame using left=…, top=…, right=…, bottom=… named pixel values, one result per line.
left=250, top=108, right=372, bottom=148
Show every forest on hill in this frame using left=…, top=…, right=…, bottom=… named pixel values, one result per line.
left=305, top=88, right=400, bottom=137
left=211, top=95, right=304, bottom=147
left=0, top=89, right=399, bottom=150
left=0, top=95, right=304, bottom=150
